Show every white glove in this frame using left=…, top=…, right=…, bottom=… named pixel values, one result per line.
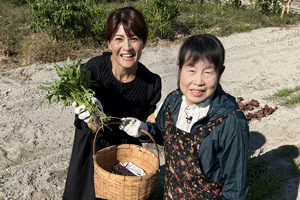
left=72, top=97, right=103, bottom=123
left=119, top=117, right=148, bottom=138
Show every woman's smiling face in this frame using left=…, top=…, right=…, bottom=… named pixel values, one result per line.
left=107, top=24, right=144, bottom=70
left=179, top=58, right=219, bottom=106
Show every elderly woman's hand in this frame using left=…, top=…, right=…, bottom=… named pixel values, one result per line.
left=146, top=113, right=155, bottom=123
left=119, top=117, right=148, bottom=138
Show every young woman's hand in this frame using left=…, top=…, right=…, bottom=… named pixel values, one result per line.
left=119, top=117, right=148, bottom=138
left=73, top=103, right=91, bottom=123
left=72, top=97, right=103, bottom=131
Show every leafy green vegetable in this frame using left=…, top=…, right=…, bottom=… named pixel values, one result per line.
left=38, top=57, right=110, bottom=129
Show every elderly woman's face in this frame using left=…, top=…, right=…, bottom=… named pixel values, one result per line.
left=179, top=58, right=220, bottom=106
left=107, top=24, right=144, bottom=70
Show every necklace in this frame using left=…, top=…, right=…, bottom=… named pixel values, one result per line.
left=184, top=106, right=193, bottom=124
left=111, top=67, right=129, bottom=83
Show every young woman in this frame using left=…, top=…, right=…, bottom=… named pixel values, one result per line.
left=120, top=34, right=249, bottom=200
left=63, top=7, right=162, bottom=200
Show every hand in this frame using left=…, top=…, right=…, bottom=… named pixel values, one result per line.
left=73, top=103, right=90, bottom=123
left=146, top=113, right=155, bottom=123
left=119, top=117, right=148, bottom=138
left=72, top=97, right=103, bottom=123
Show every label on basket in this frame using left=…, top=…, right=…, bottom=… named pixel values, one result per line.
left=112, top=162, right=146, bottom=176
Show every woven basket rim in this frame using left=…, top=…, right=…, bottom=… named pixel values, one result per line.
left=93, top=145, right=159, bottom=181
left=93, top=122, right=160, bottom=177
left=92, top=122, right=160, bottom=199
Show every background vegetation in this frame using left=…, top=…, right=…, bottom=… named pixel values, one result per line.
left=1, top=0, right=300, bottom=70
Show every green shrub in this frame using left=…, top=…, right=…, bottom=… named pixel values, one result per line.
left=135, top=0, right=180, bottom=40
left=28, top=0, right=107, bottom=42
left=91, top=7, right=108, bottom=43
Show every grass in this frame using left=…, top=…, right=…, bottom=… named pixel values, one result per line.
left=0, top=1, right=32, bottom=54
left=283, top=94, right=300, bottom=105
left=292, top=160, right=300, bottom=173
left=1, top=0, right=300, bottom=70
left=272, top=85, right=300, bottom=105
left=272, top=85, right=300, bottom=97
left=272, top=145, right=300, bottom=177
left=247, top=150, right=285, bottom=200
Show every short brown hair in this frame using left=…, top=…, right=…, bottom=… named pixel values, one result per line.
left=105, top=7, right=148, bottom=45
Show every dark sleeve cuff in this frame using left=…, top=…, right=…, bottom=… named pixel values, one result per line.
left=138, top=122, right=164, bottom=146
left=74, top=115, right=93, bottom=135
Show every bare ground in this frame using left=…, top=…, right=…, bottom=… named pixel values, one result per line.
left=1, top=24, right=300, bottom=199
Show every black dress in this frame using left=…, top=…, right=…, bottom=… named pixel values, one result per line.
left=63, top=52, right=162, bottom=200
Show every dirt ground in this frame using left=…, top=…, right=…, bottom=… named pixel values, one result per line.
left=1, top=23, right=300, bottom=199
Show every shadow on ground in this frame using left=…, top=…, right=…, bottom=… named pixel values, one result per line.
left=249, top=131, right=300, bottom=200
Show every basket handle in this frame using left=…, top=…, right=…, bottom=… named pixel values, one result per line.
left=92, top=122, right=160, bottom=167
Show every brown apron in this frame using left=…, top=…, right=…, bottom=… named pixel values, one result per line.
left=163, top=104, right=240, bottom=199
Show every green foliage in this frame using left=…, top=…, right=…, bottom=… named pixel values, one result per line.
left=283, top=94, right=300, bottom=105
left=247, top=150, right=285, bottom=200
left=2, top=0, right=300, bottom=69
left=38, top=58, right=110, bottom=128
left=272, top=85, right=300, bottom=105
left=136, top=0, right=180, bottom=40
left=91, top=7, right=109, bottom=42
left=250, top=0, right=282, bottom=15
left=273, top=85, right=300, bottom=97
left=28, top=0, right=107, bottom=41
left=292, top=160, right=300, bottom=173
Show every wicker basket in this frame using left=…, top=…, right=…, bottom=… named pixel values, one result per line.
left=93, top=122, right=160, bottom=200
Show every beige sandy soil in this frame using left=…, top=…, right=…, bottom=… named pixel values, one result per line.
left=1, top=24, right=300, bottom=199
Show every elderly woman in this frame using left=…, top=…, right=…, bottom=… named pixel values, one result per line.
left=121, top=34, right=249, bottom=200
